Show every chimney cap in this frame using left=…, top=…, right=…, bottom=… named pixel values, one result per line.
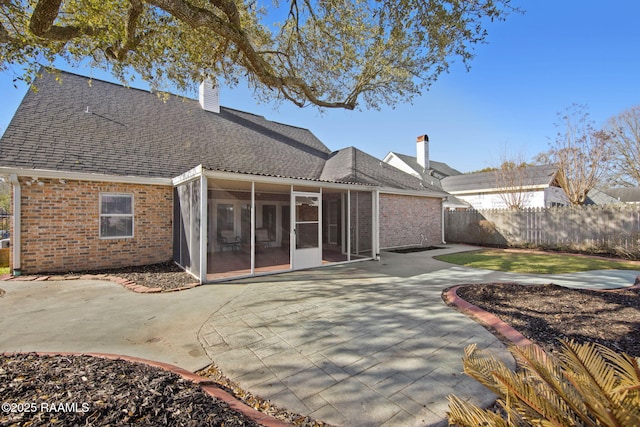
left=416, top=134, right=429, bottom=142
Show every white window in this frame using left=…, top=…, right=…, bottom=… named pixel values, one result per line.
left=100, top=193, right=134, bottom=238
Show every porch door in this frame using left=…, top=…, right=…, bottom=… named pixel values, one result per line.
left=292, top=192, right=322, bottom=269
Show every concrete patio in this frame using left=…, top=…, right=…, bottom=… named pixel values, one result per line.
left=1, top=244, right=638, bottom=426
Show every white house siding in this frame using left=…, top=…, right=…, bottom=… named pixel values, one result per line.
left=382, top=154, right=421, bottom=179
left=544, top=187, right=570, bottom=207
left=457, top=190, right=551, bottom=210
left=379, top=193, right=442, bottom=248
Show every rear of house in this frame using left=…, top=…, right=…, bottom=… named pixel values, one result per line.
left=0, top=69, right=447, bottom=282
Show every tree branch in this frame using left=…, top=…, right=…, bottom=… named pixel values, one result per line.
left=146, top=0, right=357, bottom=109
left=109, top=0, right=144, bottom=60
left=29, top=0, right=103, bottom=40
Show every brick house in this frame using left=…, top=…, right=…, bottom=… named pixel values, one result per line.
left=0, top=69, right=447, bottom=282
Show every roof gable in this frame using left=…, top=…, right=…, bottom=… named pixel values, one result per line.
left=322, top=147, right=446, bottom=193
left=385, top=151, right=462, bottom=182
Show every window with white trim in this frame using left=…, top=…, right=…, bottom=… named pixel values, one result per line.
left=100, top=193, right=134, bottom=238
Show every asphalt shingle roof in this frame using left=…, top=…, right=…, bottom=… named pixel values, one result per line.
left=321, top=147, right=446, bottom=193
left=391, top=152, right=463, bottom=181
left=602, top=187, right=640, bottom=203
left=0, top=69, right=447, bottom=196
left=0, top=70, right=330, bottom=180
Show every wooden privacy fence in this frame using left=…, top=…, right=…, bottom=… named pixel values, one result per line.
left=445, top=205, right=640, bottom=258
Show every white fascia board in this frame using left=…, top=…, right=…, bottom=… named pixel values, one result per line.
left=377, top=186, right=447, bottom=199
left=382, top=152, right=395, bottom=162
left=202, top=168, right=376, bottom=191
left=172, top=164, right=204, bottom=186
left=0, top=167, right=172, bottom=186
left=448, top=184, right=549, bottom=195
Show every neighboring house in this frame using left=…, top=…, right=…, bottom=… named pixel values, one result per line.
left=0, top=69, right=447, bottom=282
left=440, top=165, right=568, bottom=209
left=383, top=135, right=469, bottom=210
left=601, top=187, right=640, bottom=204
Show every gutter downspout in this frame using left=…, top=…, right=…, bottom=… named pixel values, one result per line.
left=8, top=174, right=21, bottom=276
left=441, top=196, right=447, bottom=244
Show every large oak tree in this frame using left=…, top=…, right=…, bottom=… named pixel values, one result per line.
left=0, top=0, right=516, bottom=109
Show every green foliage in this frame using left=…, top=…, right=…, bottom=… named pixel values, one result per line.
left=0, top=178, right=9, bottom=213
left=448, top=341, right=640, bottom=427
left=0, top=0, right=517, bottom=109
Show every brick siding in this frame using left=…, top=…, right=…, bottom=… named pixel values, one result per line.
left=12, top=178, right=173, bottom=273
left=379, top=194, right=442, bottom=249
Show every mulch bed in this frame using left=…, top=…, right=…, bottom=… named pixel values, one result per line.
left=455, top=282, right=640, bottom=357
left=0, top=353, right=260, bottom=426
left=40, top=261, right=197, bottom=291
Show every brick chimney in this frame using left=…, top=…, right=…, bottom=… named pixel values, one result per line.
left=416, top=134, right=429, bottom=171
left=199, top=79, right=220, bottom=113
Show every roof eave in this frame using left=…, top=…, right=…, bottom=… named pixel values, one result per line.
left=0, top=167, right=172, bottom=186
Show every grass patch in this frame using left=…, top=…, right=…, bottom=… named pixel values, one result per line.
left=435, top=249, right=640, bottom=274
left=0, top=266, right=9, bottom=275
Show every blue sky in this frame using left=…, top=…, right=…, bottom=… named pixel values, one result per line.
left=1, top=1, right=639, bottom=173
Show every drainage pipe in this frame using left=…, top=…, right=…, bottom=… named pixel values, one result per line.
left=441, top=196, right=447, bottom=244
left=8, top=174, right=21, bottom=275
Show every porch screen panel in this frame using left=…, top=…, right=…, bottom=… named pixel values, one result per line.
left=173, top=181, right=200, bottom=279
left=190, top=178, right=201, bottom=276
left=350, top=191, right=373, bottom=258
left=173, top=187, right=183, bottom=265
left=322, top=191, right=347, bottom=262
left=254, top=183, right=291, bottom=273
left=207, top=179, right=252, bottom=280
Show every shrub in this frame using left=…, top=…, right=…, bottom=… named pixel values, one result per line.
left=448, top=341, right=640, bottom=427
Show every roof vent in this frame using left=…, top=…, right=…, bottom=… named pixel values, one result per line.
left=199, top=79, right=220, bottom=113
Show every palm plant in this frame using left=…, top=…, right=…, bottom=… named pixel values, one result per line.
left=448, top=341, right=640, bottom=427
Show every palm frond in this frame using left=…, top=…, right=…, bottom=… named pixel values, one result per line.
left=447, top=394, right=513, bottom=427
left=559, top=340, right=640, bottom=426
left=449, top=341, right=640, bottom=427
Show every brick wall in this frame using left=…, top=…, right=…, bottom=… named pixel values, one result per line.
left=379, top=194, right=442, bottom=249
left=13, top=178, right=173, bottom=273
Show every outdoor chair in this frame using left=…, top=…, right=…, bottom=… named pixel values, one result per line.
left=255, top=228, right=274, bottom=249
left=218, top=230, right=241, bottom=251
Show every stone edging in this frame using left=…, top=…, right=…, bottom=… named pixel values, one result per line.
left=0, top=273, right=199, bottom=294
left=1, top=351, right=293, bottom=427
left=443, top=285, right=537, bottom=349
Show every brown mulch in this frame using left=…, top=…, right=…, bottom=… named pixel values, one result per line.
left=0, top=353, right=260, bottom=427
left=455, top=282, right=640, bottom=357
left=42, top=261, right=197, bottom=291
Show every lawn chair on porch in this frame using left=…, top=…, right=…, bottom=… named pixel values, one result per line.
left=217, top=230, right=241, bottom=251
left=255, top=228, right=274, bottom=249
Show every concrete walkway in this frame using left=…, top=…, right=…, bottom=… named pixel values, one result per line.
left=1, top=244, right=638, bottom=426
left=0, top=278, right=247, bottom=371
left=197, top=247, right=639, bottom=426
